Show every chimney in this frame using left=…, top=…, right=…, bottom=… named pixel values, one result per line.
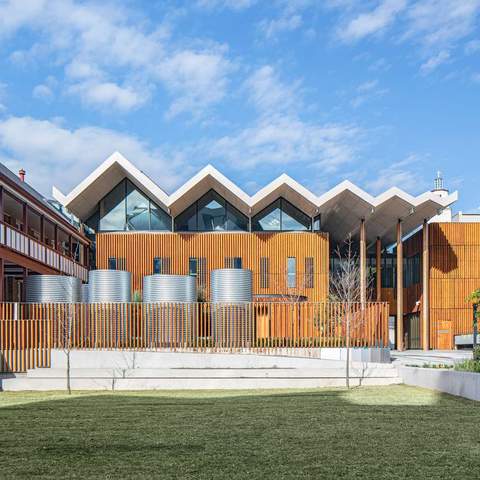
left=18, top=169, right=26, bottom=182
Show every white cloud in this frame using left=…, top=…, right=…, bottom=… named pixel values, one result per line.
left=157, top=49, right=233, bottom=119
left=351, top=79, right=388, bottom=108
left=404, top=0, right=480, bottom=48
left=0, top=116, right=187, bottom=195
left=465, top=39, right=480, bottom=54
left=32, top=76, right=57, bottom=101
left=420, top=50, right=450, bottom=74
left=207, top=65, right=361, bottom=172
left=259, top=14, right=303, bottom=39
left=338, top=0, right=407, bottom=42
left=68, top=81, right=149, bottom=111
left=32, top=84, right=53, bottom=101
left=0, top=0, right=232, bottom=117
left=196, top=0, right=256, bottom=10
left=365, top=155, right=427, bottom=194
left=472, top=72, right=480, bottom=83
left=208, top=115, right=359, bottom=172
left=244, top=66, right=299, bottom=114
left=357, top=80, right=379, bottom=92
left=0, top=83, right=7, bottom=112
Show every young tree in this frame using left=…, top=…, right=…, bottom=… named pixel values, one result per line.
left=329, top=235, right=373, bottom=388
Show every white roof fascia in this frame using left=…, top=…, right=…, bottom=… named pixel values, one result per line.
left=167, top=164, right=251, bottom=208
left=53, top=151, right=170, bottom=209
left=251, top=174, right=318, bottom=206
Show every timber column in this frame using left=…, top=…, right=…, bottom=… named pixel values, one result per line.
left=360, top=218, right=367, bottom=306
left=422, top=219, right=430, bottom=350
left=376, top=237, right=382, bottom=302
left=396, top=219, right=404, bottom=351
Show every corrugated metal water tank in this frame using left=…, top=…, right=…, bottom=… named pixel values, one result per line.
left=211, top=269, right=253, bottom=303
left=25, top=275, right=82, bottom=303
left=211, top=269, right=253, bottom=346
left=143, top=275, right=197, bottom=346
left=88, top=270, right=131, bottom=303
left=143, top=274, right=196, bottom=303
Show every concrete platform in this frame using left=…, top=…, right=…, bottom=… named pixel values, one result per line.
left=392, top=350, right=473, bottom=366
left=1, top=349, right=401, bottom=391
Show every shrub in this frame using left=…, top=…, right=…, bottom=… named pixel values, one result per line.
left=454, top=360, right=480, bottom=373
left=473, top=346, right=480, bottom=361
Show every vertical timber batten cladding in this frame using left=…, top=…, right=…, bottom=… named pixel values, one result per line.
left=96, top=232, right=329, bottom=302
left=399, top=223, right=480, bottom=349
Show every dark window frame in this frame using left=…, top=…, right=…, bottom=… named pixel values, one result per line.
left=91, top=178, right=171, bottom=233
left=174, top=189, right=249, bottom=232
left=251, top=197, right=312, bottom=232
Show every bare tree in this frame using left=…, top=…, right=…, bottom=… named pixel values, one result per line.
left=56, top=301, right=75, bottom=395
left=329, top=235, right=372, bottom=388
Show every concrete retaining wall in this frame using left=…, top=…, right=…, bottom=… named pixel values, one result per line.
left=50, top=347, right=390, bottom=370
left=399, top=366, right=480, bottom=402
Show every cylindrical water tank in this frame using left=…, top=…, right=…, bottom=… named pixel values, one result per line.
left=25, top=275, right=81, bottom=303
left=81, top=284, right=89, bottom=303
left=210, top=269, right=253, bottom=346
left=88, top=270, right=131, bottom=303
left=211, top=269, right=253, bottom=303
left=143, top=274, right=196, bottom=303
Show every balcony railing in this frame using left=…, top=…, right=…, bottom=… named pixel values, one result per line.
left=0, top=221, right=88, bottom=282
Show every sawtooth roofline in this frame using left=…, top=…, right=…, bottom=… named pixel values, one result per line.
left=52, top=151, right=458, bottom=244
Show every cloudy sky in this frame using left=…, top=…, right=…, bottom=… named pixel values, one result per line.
left=0, top=0, right=478, bottom=211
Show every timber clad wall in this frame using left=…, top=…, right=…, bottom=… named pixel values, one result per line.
left=429, top=223, right=480, bottom=349
left=96, top=232, right=329, bottom=302
left=395, top=223, right=480, bottom=349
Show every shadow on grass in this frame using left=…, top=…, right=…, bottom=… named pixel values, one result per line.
left=0, top=386, right=479, bottom=480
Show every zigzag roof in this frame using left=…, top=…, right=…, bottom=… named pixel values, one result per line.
left=53, top=151, right=458, bottom=245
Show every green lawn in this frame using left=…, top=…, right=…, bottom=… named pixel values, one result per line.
left=0, top=386, right=479, bottom=479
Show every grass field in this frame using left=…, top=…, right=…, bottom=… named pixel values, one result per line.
left=1, top=385, right=479, bottom=479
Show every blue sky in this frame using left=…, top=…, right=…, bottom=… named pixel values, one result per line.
left=0, top=0, right=478, bottom=212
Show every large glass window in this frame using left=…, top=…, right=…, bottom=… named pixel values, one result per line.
left=198, top=191, right=226, bottom=231
left=3, top=192, right=24, bottom=230
left=150, top=204, right=171, bottom=231
left=174, top=190, right=248, bottom=232
left=126, top=182, right=150, bottom=231
left=57, top=229, right=70, bottom=257
left=44, top=219, right=55, bottom=248
left=92, top=179, right=170, bottom=232
left=27, top=208, right=42, bottom=240
left=252, top=198, right=311, bottom=231
left=100, top=181, right=126, bottom=231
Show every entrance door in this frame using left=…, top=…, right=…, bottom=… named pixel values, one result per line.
left=404, top=313, right=421, bottom=349
left=437, top=320, right=453, bottom=350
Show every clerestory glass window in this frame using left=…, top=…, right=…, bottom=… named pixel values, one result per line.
left=174, top=190, right=248, bottom=232
left=252, top=198, right=311, bottom=231
left=94, top=179, right=171, bottom=232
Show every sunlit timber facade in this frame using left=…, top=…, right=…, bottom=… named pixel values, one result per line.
left=50, top=151, right=480, bottom=351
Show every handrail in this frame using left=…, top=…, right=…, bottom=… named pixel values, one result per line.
left=0, top=221, right=88, bottom=281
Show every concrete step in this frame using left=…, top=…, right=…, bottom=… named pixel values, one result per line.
left=50, top=350, right=394, bottom=370
left=1, top=375, right=402, bottom=391
left=26, top=367, right=399, bottom=379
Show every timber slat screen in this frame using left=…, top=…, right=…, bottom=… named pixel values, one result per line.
left=0, top=302, right=389, bottom=372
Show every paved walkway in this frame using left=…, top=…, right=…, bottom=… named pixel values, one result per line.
left=391, top=350, right=472, bottom=366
